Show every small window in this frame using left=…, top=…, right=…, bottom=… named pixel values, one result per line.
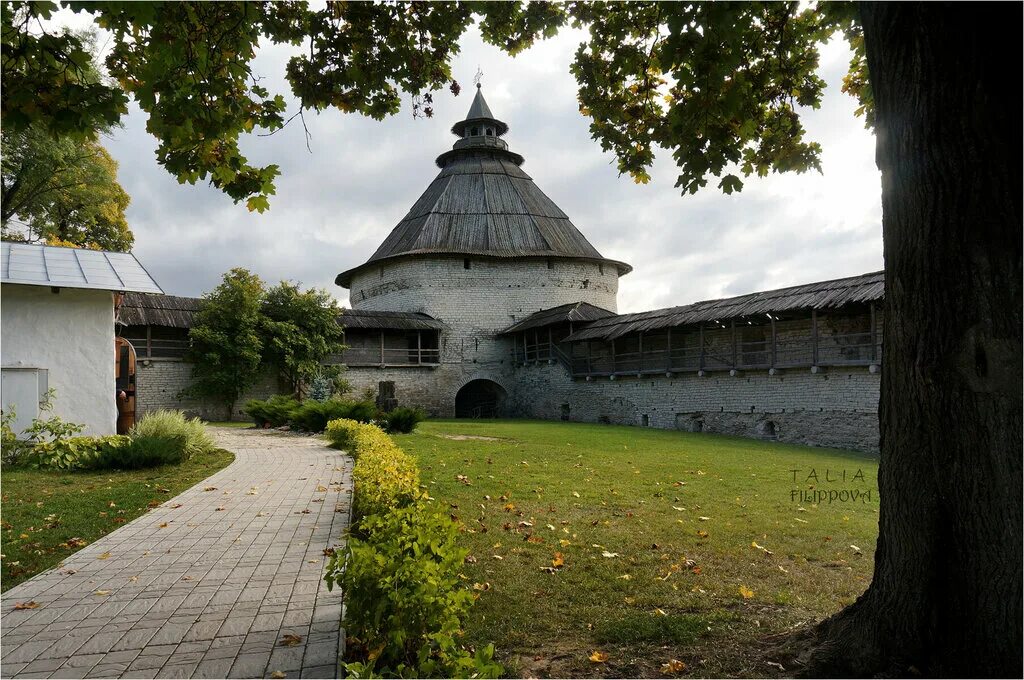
left=463, top=258, right=471, bottom=270
left=471, top=127, right=479, bottom=136
left=546, top=259, right=554, bottom=270
left=486, top=127, right=494, bottom=136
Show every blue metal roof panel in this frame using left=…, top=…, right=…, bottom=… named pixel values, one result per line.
left=0, top=242, right=163, bottom=293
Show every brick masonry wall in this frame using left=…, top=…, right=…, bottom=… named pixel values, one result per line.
left=134, top=359, right=282, bottom=422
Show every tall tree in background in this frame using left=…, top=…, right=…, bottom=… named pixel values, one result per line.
left=186, top=268, right=265, bottom=421
left=261, top=281, right=345, bottom=398
left=1, top=125, right=132, bottom=251
left=3, top=2, right=1020, bottom=674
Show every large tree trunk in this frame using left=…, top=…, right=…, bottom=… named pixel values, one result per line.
left=798, top=4, right=1022, bottom=677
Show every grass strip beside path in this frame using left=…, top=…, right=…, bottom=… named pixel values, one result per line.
left=394, top=419, right=879, bottom=678
left=1, top=448, right=234, bottom=592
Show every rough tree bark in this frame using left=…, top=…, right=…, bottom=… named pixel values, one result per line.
left=796, top=3, right=1022, bottom=677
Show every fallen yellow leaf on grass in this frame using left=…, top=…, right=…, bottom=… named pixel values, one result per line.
left=13, top=601, right=39, bottom=610
left=589, top=651, right=609, bottom=663
left=661, top=659, right=686, bottom=674
left=279, top=634, right=303, bottom=647
left=572, top=491, right=580, bottom=498
left=601, top=551, right=619, bottom=558
left=739, top=585, right=755, bottom=599
left=751, top=541, right=773, bottom=555
left=696, top=530, right=709, bottom=538
left=472, top=582, right=491, bottom=591
left=552, top=552, right=564, bottom=568
left=617, top=574, right=631, bottom=580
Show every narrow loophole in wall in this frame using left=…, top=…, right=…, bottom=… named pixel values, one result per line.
left=560, top=403, right=570, bottom=421
left=641, top=414, right=649, bottom=427
left=463, top=258, right=471, bottom=270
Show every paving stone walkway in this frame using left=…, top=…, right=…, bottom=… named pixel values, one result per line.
left=0, top=428, right=353, bottom=679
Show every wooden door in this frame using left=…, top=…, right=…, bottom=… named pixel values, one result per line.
left=115, top=337, right=137, bottom=434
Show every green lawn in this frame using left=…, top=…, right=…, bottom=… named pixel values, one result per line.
left=0, top=449, right=234, bottom=592
left=394, top=420, right=879, bottom=678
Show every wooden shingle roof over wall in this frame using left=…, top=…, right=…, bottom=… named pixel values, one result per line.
left=118, top=292, right=201, bottom=328
left=500, top=301, right=617, bottom=335
left=564, top=271, right=885, bottom=342
left=339, top=309, right=449, bottom=331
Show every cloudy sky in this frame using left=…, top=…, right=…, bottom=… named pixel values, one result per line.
left=88, top=19, right=881, bottom=314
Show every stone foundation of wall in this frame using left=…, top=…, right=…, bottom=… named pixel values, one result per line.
left=507, top=361, right=880, bottom=453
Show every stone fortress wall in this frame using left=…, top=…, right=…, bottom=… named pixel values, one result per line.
left=343, top=255, right=618, bottom=415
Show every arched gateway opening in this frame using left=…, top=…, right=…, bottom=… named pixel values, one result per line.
left=455, top=379, right=507, bottom=418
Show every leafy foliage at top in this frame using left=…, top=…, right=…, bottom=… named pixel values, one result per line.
left=2, top=2, right=871, bottom=209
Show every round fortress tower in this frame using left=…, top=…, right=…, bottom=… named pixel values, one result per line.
left=336, top=85, right=630, bottom=416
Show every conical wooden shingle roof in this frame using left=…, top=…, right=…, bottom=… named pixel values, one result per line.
left=336, top=86, right=630, bottom=287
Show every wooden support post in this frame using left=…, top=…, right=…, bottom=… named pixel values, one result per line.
left=869, top=302, right=877, bottom=362
left=666, top=327, right=673, bottom=371
left=146, top=324, right=152, bottom=359
left=731, top=320, right=737, bottom=368
left=417, top=330, right=422, bottom=365
left=611, top=338, right=617, bottom=374
left=811, top=309, right=819, bottom=366
left=379, top=330, right=385, bottom=365
left=587, top=340, right=593, bottom=374
left=548, top=326, right=553, bottom=360
left=698, top=323, right=705, bottom=370
left=638, top=331, right=644, bottom=371
left=770, top=316, right=777, bottom=367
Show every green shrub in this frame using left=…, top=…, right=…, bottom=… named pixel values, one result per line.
left=244, top=395, right=300, bottom=427
left=287, top=399, right=353, bottom=433
left=25, top=435, right=130, bottom=471
left=327, top=503, right=502, bottom=679
left=323, top=420, right=500, bottom=678
left=99, top=434, right=188, bottom=469
left=345, top=400, right=379, bottom=424
left=381, top=407, right=426, bottom=434
left=130, top=410, right=215, bottom=459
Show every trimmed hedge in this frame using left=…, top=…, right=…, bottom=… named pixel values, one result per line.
left=323, top=419, right=501, bottom=678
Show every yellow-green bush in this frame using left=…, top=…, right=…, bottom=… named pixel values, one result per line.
left=324, top=417, right=361, bottom=450
left=323, top=420, right=501, bottom=678
left=326, top=418, right=420, bottom=517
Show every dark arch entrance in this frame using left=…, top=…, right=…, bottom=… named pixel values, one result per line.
left=455, top=379, right=507, bottom=418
